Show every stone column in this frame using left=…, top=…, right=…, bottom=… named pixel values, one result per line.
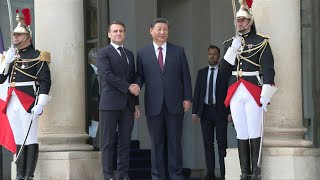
left=252, top=0, right=312, bottom=147
left=35, top=0, right=91, bottom=152
left=312, top=0, right=320, bottom=147
left=13, top=0, right=102, bottom=179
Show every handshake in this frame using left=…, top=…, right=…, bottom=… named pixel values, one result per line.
left=129, top=84, right=140, bottom=96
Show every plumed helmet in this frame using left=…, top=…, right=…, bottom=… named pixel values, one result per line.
left=236, top=0, right=253, bottom=20
left=13, top=8, right=32, bottom=38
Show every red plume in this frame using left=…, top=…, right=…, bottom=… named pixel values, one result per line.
left=246, top=0, right=253, bottom=8
left=21, top=8, right=31, bottom=26
left=16, top=9, right=19, bottom=14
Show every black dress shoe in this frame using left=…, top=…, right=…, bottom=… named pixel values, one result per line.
left=250, top=174, right=261, bottom=180
left=240, top=174, right=250, bottom=180
left=119, top=176, right=130, bottom=180
left=203, top=174, right=216, bottom=180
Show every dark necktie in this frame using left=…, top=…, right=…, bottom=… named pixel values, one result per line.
left=208, top=67, right=215, bottom=105
left=118, top=47, right=128, bottom=64
left=158, top=47, right=164, bottom=71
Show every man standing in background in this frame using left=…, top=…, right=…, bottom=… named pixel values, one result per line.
left=87, top=48, right=100, bottom=150
left=192, top=45, right=230, bottom=180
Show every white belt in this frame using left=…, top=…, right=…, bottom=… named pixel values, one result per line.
left=232, top=71, right=259, bottom=76
left=9, top=81, right=37, bottom=92
left=9, top=81, right=35, bottom=87
left=232, top=71, right=262, bottom=85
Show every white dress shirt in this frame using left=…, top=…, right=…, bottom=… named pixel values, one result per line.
left=153, top=42, right=167, bottom=65
left=110, top=42, right=129, bottom=64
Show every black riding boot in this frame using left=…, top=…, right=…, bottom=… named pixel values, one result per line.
left=16, top=145, right=27, bottom=180
left=238, top=139, right=251, bottom=180
left=24, top=144, right=39, bottom=180
left=250, top=138, right=261, bottom=180
left=218, top=148, right=226, bottom=179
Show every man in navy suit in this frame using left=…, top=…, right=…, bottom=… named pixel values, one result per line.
left=96, top=21, right=140, bottom=180
left=192, top=45, right=230, bottom=180
left=136, top=18, right=192, bottom=180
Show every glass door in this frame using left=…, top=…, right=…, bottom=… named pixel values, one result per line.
left=84, top=0, right=109, bottom=150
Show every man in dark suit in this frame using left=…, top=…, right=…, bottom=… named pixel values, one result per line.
left=87, top=48, right=100, bottom=150
left=136, top=18, right=192, bottom=180
left=96, top=21, right=140, bottom=180
left=192, top=45, right=230, bottom=180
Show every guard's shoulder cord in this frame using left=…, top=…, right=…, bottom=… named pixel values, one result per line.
left=36, top=61, right=45, bottom=77
left=238, top=38, right=268, bottom=68
left=14, top=60, right=47, bottom=81
left=14, top=50, right=50, bottom=77
left=13, top=65, right=38, bottom=79
left=15, top=59, right=41, bottom=70
left=10, top=58, right=39, bottom=80
left=223, top=37, right=233, bottom=45
left=257, top=33, right=270, bottom=39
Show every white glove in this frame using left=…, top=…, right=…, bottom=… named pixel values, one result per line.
left=231, top=36, right=242, bottom=51
left=31, top=104, right=44, bottom=120
left=4, top=47, right=16, bottom=64
left=260, top=96, right=270, bottom=112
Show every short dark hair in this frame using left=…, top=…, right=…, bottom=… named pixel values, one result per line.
left=150, top=18, right=169, bottom=28
left=107, top=20, right=126, bottom=32
left=208, top=45, right=220, bottom=54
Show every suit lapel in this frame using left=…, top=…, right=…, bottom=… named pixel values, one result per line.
left=215, top=69, right=221, bottom=96
left=148, top=44, right=163, bottom=73
left=122, top=48, right=129, bottom=71
left=162, top=43, right=170, bottom=74
left=202, top=67, right=209, bottom=99
left=108, top=45, right=128, bottom=71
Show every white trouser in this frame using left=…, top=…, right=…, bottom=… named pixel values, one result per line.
left=6, top=90, right=39, bottom=145
left=230, top=83, right=262, bottom=140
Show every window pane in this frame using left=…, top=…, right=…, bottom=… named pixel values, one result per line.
left=86, top=0, right=98, bottom=40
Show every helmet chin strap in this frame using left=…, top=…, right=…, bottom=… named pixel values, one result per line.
left=14, top=34, right=31, bottom=47
left=239, top=19, right=253, bottom=35
left=244, top=19, right=253, bottom=31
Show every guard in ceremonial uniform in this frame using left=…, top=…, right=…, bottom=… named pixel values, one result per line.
left=0, top=9, right=51, bottom=180
left=220, top=1, right=277, bottom=180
